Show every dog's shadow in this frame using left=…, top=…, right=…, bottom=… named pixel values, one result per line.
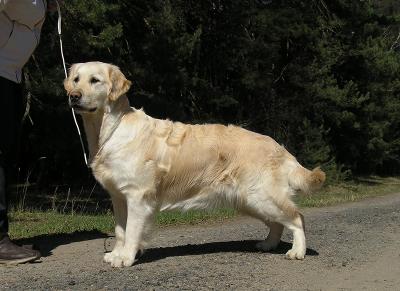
left=15, top=233, right=318, bottom=263
left=15, top=230, right=108, bottom=258
left=136, top=240, right=319, bottom=265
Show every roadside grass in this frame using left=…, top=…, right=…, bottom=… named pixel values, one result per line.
left=296, top=176, right=400, bottom=207
left=8, top=176, right=400, bottom=240
left=9, top=211, right=114, bottom=240
left=9, top=208, right=236, bottom=240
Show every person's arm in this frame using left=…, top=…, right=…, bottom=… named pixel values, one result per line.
left=0, top=0, right=10, bottom=12
left=0, top=0, right=46, bottom=83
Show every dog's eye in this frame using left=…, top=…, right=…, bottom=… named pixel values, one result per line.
left=90, top=77, right=100, bottom=84
left=73, top=76, right=79, bottom=83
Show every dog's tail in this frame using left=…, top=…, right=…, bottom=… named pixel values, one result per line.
left=288, top=165, right=326, bottom=194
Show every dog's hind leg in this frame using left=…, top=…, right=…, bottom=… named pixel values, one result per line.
left=245, top=191, right=306, bottom=259
left=103, top=194, right=127, bottom=263
left=109, top=190, right=156, bottom=268
left=256, top=221, right=284, bottom=252
left=279, top=211, right=305, bottom=260
left=267, top=198, right=306, bottom=259
left=260, top=211, right=305, bottom=259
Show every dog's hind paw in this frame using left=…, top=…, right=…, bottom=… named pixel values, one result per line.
left=285, top=248, right=305, bottom=260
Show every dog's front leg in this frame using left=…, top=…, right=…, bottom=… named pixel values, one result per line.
left=104, top=194, right=127, bottom=264
left=109, top=191, right=155, bottom=268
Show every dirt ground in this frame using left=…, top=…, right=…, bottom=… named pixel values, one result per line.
left=1, top=193, right=400, bottom=290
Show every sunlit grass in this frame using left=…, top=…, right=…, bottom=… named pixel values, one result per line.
left=9, top=209, right=236, bottom=240
left=297, top=176, right=400, bottom=207
left=9, top=176, right=400, bottom=239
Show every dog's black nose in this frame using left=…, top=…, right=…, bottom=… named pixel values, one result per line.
left=69, top=91, right=82, bottom=104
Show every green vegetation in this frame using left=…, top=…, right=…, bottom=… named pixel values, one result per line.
left=9, top=177, right=400, bottom=239
left=17, top=0, right=400, bottom=187
left=8, top=0, right=400, bottom=239
left=297, top=176, right=400, bottom=207
left=9, top=208, right=236, bottom=240
left=9, top=211, right=114, bottom=240
left=156, top=208, right=236, bottom=226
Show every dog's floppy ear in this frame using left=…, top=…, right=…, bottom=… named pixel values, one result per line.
left=63, top=63, right=82, bottom=93
left=108, top=65, right=132, bottom=101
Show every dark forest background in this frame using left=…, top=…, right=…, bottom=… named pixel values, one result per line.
left=19, top=0, right=400, bottom=190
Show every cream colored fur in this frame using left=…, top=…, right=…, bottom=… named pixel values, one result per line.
left=64, top=62, right=326, bottom=268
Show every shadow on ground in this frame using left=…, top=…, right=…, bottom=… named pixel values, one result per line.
left=15, top=234, right=318, bottom=264
left=136, top=240, right=319, bottom=265
left=15, top=230, right=108, bottom=257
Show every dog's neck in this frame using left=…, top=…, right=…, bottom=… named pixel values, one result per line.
left=80, top=95, right=131, bottom=165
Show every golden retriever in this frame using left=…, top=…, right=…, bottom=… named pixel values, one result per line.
left=64, top=61, right=325, bottom=268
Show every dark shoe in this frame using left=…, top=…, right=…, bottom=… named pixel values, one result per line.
left=22, top=244, right=35, bottom=250
left=0, top=236, right=40, bottom=264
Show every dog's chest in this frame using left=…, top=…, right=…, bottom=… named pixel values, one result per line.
left=91, top=158, right=120, bottom=191
left=91, top=151, right=159, bottom=194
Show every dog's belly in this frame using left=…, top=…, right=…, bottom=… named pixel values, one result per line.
left=160, top=185, right=241, bottom=212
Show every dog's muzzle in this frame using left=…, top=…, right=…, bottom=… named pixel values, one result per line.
left=68, top=91, right=82, bottom=106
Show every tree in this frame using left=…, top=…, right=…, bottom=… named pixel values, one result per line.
left=20, top=0, right=400, bottom=188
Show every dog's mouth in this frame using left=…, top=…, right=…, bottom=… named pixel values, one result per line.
left=70, top=104, right=97, bottom=112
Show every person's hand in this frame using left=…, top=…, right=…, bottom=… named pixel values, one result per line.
left=47, top=0, right=64, bottom=13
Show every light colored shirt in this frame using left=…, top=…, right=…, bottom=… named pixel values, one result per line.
left=0, top=0, right=46, bottom=83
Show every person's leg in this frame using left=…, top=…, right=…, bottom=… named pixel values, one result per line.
left=0, top=76, right=40, bottom=264
left=0, top=165, right=7, bottom=238
left=0, top=76, right=16, bottom=238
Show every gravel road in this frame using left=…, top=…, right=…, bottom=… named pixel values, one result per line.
left=1, top=193, right=400, bottom=290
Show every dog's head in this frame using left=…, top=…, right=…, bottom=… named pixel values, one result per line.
left=64, top=62, right=131, bottom=114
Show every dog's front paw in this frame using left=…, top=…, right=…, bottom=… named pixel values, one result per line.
left=108, top=255, right=124, bottom=268
left=285, top=248, right=305, bottom=260
left=121, top=255, right=136, bottom=267
left=108, top=251, right=136, bottom=268
left=110, top=256, right=135, bottom=268
left=103, top=252, right=117, bottom=263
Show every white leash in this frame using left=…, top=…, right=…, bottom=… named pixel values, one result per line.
left=56, top=0, right=89, bottom=167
